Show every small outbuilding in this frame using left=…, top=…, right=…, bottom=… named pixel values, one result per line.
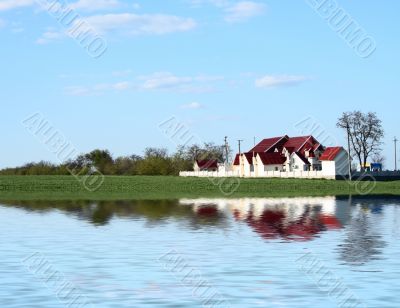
left=319, top=147, right=349, bottom=177
left=194, top=159, right=218, bottom=172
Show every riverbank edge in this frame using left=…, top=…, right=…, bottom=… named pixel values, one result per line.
left=0, top=175, right=400, bottom=201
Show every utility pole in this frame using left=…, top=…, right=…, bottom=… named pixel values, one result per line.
left=238, top=139, right=243, bottom=155
left=224, top=136, right=229, bottom=165
left=394, top=137, right=398, bottom=171
left=346, top=124, right=352, bottom=181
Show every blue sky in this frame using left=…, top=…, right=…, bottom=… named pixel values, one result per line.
left=0, top=0, right=399, bottom=169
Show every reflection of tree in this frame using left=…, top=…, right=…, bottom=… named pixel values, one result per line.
left=338, top=205, right=386, bottom=266
left=0, top=200, right=229, bottom=228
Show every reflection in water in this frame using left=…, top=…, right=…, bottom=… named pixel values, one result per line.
left=181, top=197, right=344, bottom=241
left=0, top=196, right=397, bottom=266
left=339, top=200, right=386, bottom=265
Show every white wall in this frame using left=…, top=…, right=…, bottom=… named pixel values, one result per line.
left=321, top=160, right=336, bottom=176
left=321, top=149, right=349, bottom=176
left=291, top=153, right=309, bottom=171
left=179, top=170, right=335, bottom=179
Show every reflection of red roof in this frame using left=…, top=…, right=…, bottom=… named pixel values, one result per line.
left=197, top=205, right=218, bottom=216
left=244, top=208, right=344, bottom=242
left=195, top=159, right=218, bottom=170
left=319, top=214, right=342, bottom=229
left=250, top=136, right=289, bottom=153
left=258, top=153, right=287, bottom=165
left=320, top=147, right=343, bottom=161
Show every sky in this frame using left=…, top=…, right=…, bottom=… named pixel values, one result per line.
left=0, top=0, right=399, bottom=169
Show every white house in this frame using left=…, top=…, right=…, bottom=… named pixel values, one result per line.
left=180, top=135, right=350, bottom=179
left=319, top=147, right=349, bottom=177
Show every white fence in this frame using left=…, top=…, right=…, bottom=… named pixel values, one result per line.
left=179, top=170, right=336, bottom=179
left=179, top=171, right=241, bottom=177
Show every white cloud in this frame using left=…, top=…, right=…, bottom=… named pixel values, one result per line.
left=65, top=72, right=222, bottom=96
left=190, top=0, right=230, bottom=8
left=0, top=0, right=34, bottom=11
left=69, top=0, right=120, bottom=11
left=65, top=86, right=91, bottom=96
left=112, top=69, right=133, bottom=77
left=139, top=72, right=221, bottom=93
left=36, top=12, right=195, bottom=46
left=65, top=81, right=132, bottom=96
left=255, top=75, right=309, bottom=88
left=140, top=72, right=192, bottom=90
left=181, top=102, right=204, bottom=109
left=0, top=0, right=122, bottom=12
left=82, top=13, right=196, bottom=35
left=224, top=1, right=265, bottom=23
left=36, top=31, right=64, bottom=44
left=113, top=81, right=131, bottom=90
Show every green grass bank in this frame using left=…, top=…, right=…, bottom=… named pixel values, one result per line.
left=0, top=175, right=400, bottom=201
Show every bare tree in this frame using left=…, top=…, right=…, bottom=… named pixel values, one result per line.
left=337, top=111, right=384, bottom=170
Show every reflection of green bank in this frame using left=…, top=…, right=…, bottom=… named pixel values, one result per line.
left=0, top=175, right=399, bottom=200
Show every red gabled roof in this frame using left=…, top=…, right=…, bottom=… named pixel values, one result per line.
left=195, top=159, right=218, bottom=169
left=319, top=147, right=343, bottom=161
left=284, top=135, right=309, bottom=151
left=313, top=143, right=324, bottom=151
left=233, top=152, right=255, bottom=165
left=283, top=135, right=322, bottom=156
left=294, top=152, right=310, bottom=165
left=233, top=154, right=240, bottom=165
left=250, top=135, right=289, bottom=153
left=258, top=152, right=286, bottom=165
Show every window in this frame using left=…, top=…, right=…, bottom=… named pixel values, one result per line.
left=275, top=167, right=279, bottom=171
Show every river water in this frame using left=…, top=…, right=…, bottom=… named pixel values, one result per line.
left=1, top=196, right=400, bottom=307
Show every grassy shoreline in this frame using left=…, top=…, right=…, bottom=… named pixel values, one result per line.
left=1, top=175, right=400, bottom=201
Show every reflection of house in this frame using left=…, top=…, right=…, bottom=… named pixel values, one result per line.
left=194, top=159, right=218, bottom=172
left=180, top=197, right=344, bottom=241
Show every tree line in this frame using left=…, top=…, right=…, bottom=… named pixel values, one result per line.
left=0, top=110, right=388, bottom=175
left=0, top=143, right=227, bottom=176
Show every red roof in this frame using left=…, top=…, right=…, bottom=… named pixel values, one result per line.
left=233, top=153, right=255, bottom=165
left=195, top=159, right=218, bottom=169
left=250, top=135, right=323, bottom=157
left=250, top=135, right=289, bottom=153
left=258, top=152, right=286, bottom=165
left=319, top=147, right=343, bottom=161
left=284, top=135, right=321, bottom=154
left=294, top=152, right=310, bottom=165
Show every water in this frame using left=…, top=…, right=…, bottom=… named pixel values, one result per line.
left=1, top=196, right=400, bottom=307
